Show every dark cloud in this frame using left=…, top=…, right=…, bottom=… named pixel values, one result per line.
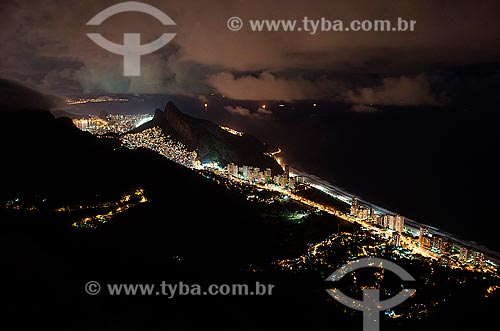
left=208, top=72, right=342, bottom=101
left=0, top=78, right=65, bottom=111
left=344, top=75, right=447, bottom=106
left=224, top=105, right=272, bottom=120
left=350, top=104, right=380, bottom=113
left=0, top=0, right=499, bottom=102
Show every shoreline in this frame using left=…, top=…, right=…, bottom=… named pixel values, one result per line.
left=290, top=166, right=500, bottom=264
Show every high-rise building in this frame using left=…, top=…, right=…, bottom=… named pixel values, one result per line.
left=350, top=196, right=359, bottom=216
left=459, top=247, right=470, bottom=261
left=395, top=215, right=405, bottom=233
left=393, top=232, right=401, bottom=247
left=242, top=165, right=249, bottom=179
left=439, top=239, right=452, bottom=255
left=388, top=216, right=395, bottom=230
left=248, top=167, right=255, bottom=182
left=473, top=251, right=485, bottom=266
left=257, top=171, right=264, bottom=183
left=421, top=236, right=432, bottom=250
left=227, top=163, right=238, bottom=177
left=279, top=175, right=287, bottom=187
left=383, top=215, right=390, bottom=228
left=264, top=168, right=271, bottom=181
left=432, top=235, right=442, bottom=250
left=284, top=164, right=290, bottom=181
left=419, top=226, right=431, bottom=249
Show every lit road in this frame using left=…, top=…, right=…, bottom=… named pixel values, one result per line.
left=254, top=182, right=438, bottom=259
left=290, top=167, right=500, bottom=263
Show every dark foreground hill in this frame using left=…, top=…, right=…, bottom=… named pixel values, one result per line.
left=0, top=107, right=343, bottom=330
left=1, top=108, right=282, bottom=262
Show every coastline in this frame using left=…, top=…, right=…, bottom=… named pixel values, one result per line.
left=290, top=166, right=500, bottom=264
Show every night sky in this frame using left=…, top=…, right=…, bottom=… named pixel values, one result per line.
left=0, top=0, right=499, bottom=112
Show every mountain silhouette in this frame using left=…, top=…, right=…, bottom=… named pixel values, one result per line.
left=133, top=101, right=283, bottom=174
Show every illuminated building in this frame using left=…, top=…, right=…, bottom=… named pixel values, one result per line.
left=273, top=174, right=287, bottom=187
left=227, top=163, right=238, bottom=177
left=439, top=239, right=452, bottom=255
left=243, top=165, right=249, bottom=179
left=421, top=236, right=432, bottom=250
left=388, top=215, right=395, bottom=230
left=393, top=232, right=401, bottom=247
left=257, top=171, right=264, bottom=183
left=473, top=251, right=485, bottom=266
left=419, top=226, right=432, bottom=250
left=249, top=167, right=256, bottom=183
left=350, top=196, right=359, bottom=216
left=264, top=168, right=272, bottom=181
left=284, top=164, right=290, bottom=181
left=459, top=247, right=470, bottom=261
left=432, top=235, right=442, bottom=250
left=250, top=167, right=259, bottom=183
left=280, top=175, right=288, bottom=187
left=395, top=215, right=405, bottom=233
left=383, top=215, right=390, bottom=228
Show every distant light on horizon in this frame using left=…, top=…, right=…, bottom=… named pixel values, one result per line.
left=67, top=96, right=129, bottom=105
left=220, top=125, right=244, bottom=136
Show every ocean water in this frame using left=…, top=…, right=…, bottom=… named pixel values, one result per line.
left=269, top=109, right=499, bottom=252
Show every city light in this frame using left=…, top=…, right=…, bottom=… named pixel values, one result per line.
left=72, top=188, right=148, bottom=229
left=219, top=126, right=244, bottom=136
left=67, top=96, right=128, bottom=105
left=122, top=127, right=198, bottom=168
left=71, top=113, right=498, bottom=273
left=73, top=114, right=153, bottom=135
